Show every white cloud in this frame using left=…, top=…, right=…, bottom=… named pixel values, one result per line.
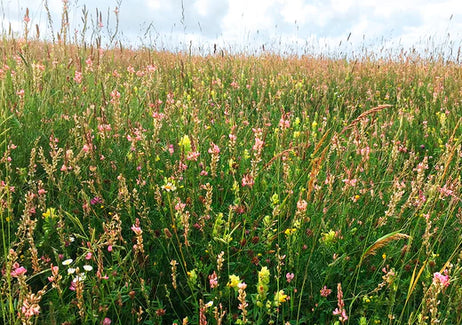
left=1, top=0, right=461, bottom=57
left=146, top=0, right=162, bottom=10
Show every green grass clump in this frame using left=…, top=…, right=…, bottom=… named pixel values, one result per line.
left=0, top=35, right=462, bottom=324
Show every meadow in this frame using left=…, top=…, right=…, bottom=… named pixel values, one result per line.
left=1, top=19, right=462, bottom=324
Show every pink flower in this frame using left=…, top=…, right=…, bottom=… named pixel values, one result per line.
left=17, top=89, right=25, bottom=97
left=82, top=144, right=91, bottom=153
left=175, top=202, right=186, bottom=211
left=333, top=308, right=348, bottom=321
left=286, top=273, right=295, bottom=283
left=342, top=178, right=357, bottom=187
left=102, top=317, right=112, bottom=325
left=131, top=225, right=142, bottom=235
left=110, top=89, right=121, bottom=103
left=146, top=64, right=157, bottom=73
left=208, top=142, right=220, bottom=155
left=297, top=199, right=308, bottom=212
left=279, top=117, right=290, bottom=129
left=131, top=218, right=142, bottom=235
left=85, top=252, right=92, bottom=260
left=332, top=283, right=347, bottom=322
left=11, top=266, right=27, bottom=277
left=107, top=245, right=113, bottom=252
left=253, top=137, right=264, bottom=152
left=241, top=174, right=254, bottom=188
left=90, top=197, right=102, bottom=205
left=21, top=300, right=40, bottom=318
left=320, top=285, right=332, bottom=297
left=238, top=282, right=247, bottom=290
left=209, top=271, right=218, bottom=289
left=186, top=151, right=200, bottom=161
left=433, top=271, right=450, bottom=288
left=74, top=71, right=83, bottom=84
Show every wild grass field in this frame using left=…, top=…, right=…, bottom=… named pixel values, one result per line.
left=1, top=10, right=462, bottom=325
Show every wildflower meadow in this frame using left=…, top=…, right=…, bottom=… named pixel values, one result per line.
left=1, top=5, right=462, bottom=325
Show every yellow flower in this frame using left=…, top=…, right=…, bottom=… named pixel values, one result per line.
left=187, top=269, right=197, bottom=284
left=321, top=230, right=336, bottom=244
left=258, top=266, right=270, bottom=284
left=274, top=290, right=288, bottom=306
left=43, top=208, right=57, bottom=219
left=227, top=274, right=241, bottom=289
left=178, top=135, right=192, bottom=154
left=284, top=228, right=297, bottom=236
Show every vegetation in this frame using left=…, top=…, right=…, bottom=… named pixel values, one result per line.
left=1, top=6, right=462, bottom=325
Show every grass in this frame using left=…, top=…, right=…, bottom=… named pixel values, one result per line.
left=1, top=8, right=462, bottom=325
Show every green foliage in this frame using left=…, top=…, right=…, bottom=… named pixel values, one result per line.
left=0, top=35, right=461, bottom=324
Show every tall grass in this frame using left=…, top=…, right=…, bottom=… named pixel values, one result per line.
left=0, top=5, right=462, bottom=325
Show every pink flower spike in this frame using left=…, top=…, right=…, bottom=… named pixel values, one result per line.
left=131, top=225, right=142, bottom=235
left=320, top=285, right=332, bottom=297
left=433, top=271, right=450, bottom=288
left=82, top=144, right=91, bottom=153
left=51, top=265, right=59, bottom=275
left=209, top=271, right=218, bottom=289
left=11, top=266, right=27, bottom=277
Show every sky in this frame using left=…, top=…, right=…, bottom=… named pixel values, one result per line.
left=2, top=0, right=462, bottom=57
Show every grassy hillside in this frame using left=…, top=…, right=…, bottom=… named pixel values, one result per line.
left=1, top=37, right=461, bottom=324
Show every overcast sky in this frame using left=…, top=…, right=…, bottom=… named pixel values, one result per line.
left=2, top=0, right=462, bottom=57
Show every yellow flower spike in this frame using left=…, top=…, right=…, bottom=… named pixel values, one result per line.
left=274, top=290, right=288, bottom=306
left=227, top=274, right=241, bottom=289
left=43, top=207, right=57, bottom=219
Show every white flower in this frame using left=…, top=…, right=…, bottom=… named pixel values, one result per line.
left=161, top=182, right=176, bottom=192
left=62, top=259, right=73, bottom=266
left=73, top=273, right=86, bottom=282
left=83, top=265, right=93, bottom=272
left=67, top=268, right=76, bottom=274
